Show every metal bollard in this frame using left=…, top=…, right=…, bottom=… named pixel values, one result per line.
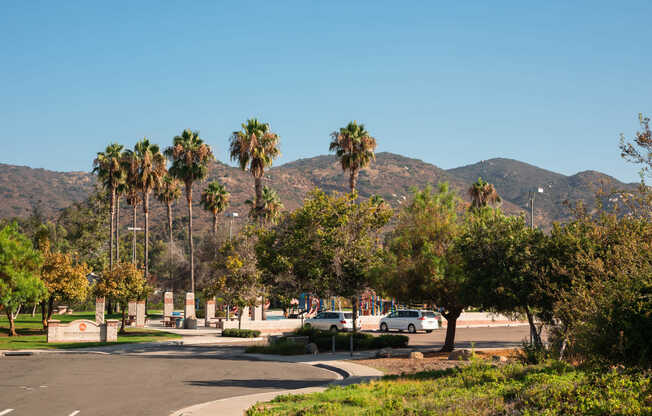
left=332, top=335, right=335, bottom=353
left=350, top=334, right=353, bottom=357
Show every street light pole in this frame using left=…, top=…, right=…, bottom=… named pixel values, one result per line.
left=226, top=212, right=239, bottom=241
left=528, top=187, right=544, bottom=230
left=127, top=227, right=143, bottom=264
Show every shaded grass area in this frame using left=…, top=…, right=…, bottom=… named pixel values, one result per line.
left=247, top=361, right=652, bottom=415
left=0, top=312, right=180, bottom=350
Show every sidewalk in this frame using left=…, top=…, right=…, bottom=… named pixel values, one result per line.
left=169, top=355, right=383, bottom=416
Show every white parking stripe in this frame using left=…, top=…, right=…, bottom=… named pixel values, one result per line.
left=68, top=411, right=80, bottom=416
left=0, top=409, right=14, bottom=416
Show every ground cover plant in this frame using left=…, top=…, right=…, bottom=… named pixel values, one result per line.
left=222, top=328, right=261, bottom=338
left=247, top=361, right=652, bottom=415
left=0, top=312, right=180, bottom=350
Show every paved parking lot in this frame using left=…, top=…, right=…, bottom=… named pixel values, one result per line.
left=0, top=351, right=335, bottom=416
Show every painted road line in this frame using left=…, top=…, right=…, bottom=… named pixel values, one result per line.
left=68, top=411, right=80, bottom=416
left=0, top=409, right=14, bottom=416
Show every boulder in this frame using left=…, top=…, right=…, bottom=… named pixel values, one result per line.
left=447, top=349, right=472, bottom=361
left=376, top=347, right=392, bottom=358
left=409, top=351, right=424, bottom=360
left=306, top=342, right=319, bottom=355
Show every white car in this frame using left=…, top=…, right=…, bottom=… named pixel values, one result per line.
left=379, top=309, right=441, bottom=333
left=304, top=311, right=358, bottom=332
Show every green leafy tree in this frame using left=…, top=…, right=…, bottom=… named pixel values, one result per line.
left=0, top=223, right=47, bottom=336
left=201, top=181, right=230, bottom=234
left=95, top=261, right=150, bottom=333
left=245, top=186, right=283, bottom=225
left=329, top=121, right=377, bottom=193
left=38, top=239, right=90, bottom=328
left=385, top=183, right=468, bottom=351
left=165, top=129, right=214, bottom=293
left=458, top=210, right=550, bottom=347
left=126, top=138, right=167, bottom=279
left=93, top=143, right=126, bottom=269
left=229, top=118, right=281, bottom=220
left=257, top=189, right=391, bottom=332
left=206, top=230, right=262, bottom=328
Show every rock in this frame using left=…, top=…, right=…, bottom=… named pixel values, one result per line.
left=492, top=355, right=508, bottom=363
left=447, top=349, right=472, bottom=361
left=409, top=351, right=424, bottom=360
left=306, top=342, right=319, bottom=355
left=376, top=347, right=392, bottom=358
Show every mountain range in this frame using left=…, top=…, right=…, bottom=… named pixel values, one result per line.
left=0, top=153, right=634, bottom=230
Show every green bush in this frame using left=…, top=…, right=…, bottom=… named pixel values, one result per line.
left=222, top=328, right=261, bottom=338
left=293, top=326, right=408, bottom=351
left=246, top=341, right=306, bottom=355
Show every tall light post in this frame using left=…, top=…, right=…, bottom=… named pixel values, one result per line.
left=226, top=212, right=239, bottom=241
left=528, top=187, right=544, bottom=230
left=127, top=226, right=143, bottom=264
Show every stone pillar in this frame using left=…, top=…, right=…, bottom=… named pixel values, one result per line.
left=164, top=291, right=173, bottom=318
left=206, top=297, right=216, bottom=320
left=253, top=299, right=263, bottom=321
left=46, top=320, right=60, bottom=342
left=184, top=292, right=195, bottom=319
left=135, top=300, right=146, bottom=328
left=241, top=306, right=250, bottom=321
left=128, top=300, right=137, bottom=317
left=95, top=297, right=105, bottom=324
left=105, top=319, right=119, bottom=342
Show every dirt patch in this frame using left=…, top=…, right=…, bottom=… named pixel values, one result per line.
left=353, top=349, right=519, bottom=375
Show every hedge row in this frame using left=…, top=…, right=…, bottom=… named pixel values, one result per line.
left=291, top=327, right=409, bottom=351
left=245, top=341, right=306, bottom=356
left=222, top=328, right=261, bottom=338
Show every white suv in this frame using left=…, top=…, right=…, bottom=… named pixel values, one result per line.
left=379, top=310, right=441, bottom=333
left=304, top=311, right=357, bottom=332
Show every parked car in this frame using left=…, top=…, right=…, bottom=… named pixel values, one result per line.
left=304, top=311, right=358, bottom=332
left=379, top=309, right=441, bottom=333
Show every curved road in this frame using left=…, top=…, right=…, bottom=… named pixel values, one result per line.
left=0, top=348, right=335, bottom=416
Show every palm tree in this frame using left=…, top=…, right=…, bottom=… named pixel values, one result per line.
left=329, top=121, right=377, bottom=194
left=156, top=174, right=182, bottom=247
left=131, top=138, right=166, bottom=280
left=468, top=177, right=501, bottom=209
left=165, top=129, right=214, bottom=294
left=200, top=181, right=230, bottom=234
left=115, top=180, right=127, bottom=262
left=122, top=151, right=141, bottom=264
left=93, top=143, right=126, bottom=269
left=245, top=186, right=283, bottom=225
left=229, top=119, right=281, bottom=220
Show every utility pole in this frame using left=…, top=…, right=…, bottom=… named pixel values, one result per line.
left=226, top=212, right=239, bottom=241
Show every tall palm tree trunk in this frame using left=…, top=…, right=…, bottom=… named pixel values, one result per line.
left=110, top=187, right=116, bottom=269
left=186, top=181, right=195, bottom=294
left=167, top=202, right=173, bottom=282
left=132, top=204, right=137, bottom=264
left=143, top=192, right=150, bottom=279
left=349, top=169, right=358, bottom=194
left=116, top=196, right=120, bottom=262
left=212, top=212, right=218, bottom=234
left=254, top=176, right=263, bottom=218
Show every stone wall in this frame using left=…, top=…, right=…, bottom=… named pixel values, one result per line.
left=47, top=319, right=119, bottom=343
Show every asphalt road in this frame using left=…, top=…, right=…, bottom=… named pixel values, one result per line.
left=0, top=350, right=335, bottom=416
left=393, top=325, right=533, bottom=349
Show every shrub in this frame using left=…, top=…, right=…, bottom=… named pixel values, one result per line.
left=292, top=327, right=408, bottom=351
left=246, top=341, right=306, bottom=355
left=222, top=328, right=261, bottom=338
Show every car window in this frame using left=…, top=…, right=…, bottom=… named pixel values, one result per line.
left=388, top=311, right=397, bottom=318
left=328, top=313, right=338, bottom=319
left=410, top=311, right=419, bottom=318
left=344, top=313, right=353, bottom=319
left=398, top=311, right=408, bottom=318
left=422, top=311, right=436, bottom=318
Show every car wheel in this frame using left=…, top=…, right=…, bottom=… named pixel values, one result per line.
left=304, top=323, right=311, bottom=328
left=380, top=323, right=388, bottom=333
left=408, top=324, right=416, bottom=334
left=425, top=330, right=433, bottom=333
left=330, top=325, right=338, bottom=333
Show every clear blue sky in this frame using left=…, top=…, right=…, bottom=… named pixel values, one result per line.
left=1, top=1, right=650, bottom=183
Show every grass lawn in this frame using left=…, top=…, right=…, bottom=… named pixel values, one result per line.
left=247, top=361, right=651, bottom=416
left=0, top=312, right=180, bottom=350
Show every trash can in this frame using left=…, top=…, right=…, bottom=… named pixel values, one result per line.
left=175, top=318, right=183, bottom=328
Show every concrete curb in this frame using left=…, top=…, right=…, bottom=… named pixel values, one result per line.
left=168, top=357, right=383, bottom=416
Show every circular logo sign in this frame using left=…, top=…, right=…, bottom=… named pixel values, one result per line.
left=79, top=323, right=87, bottom=332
